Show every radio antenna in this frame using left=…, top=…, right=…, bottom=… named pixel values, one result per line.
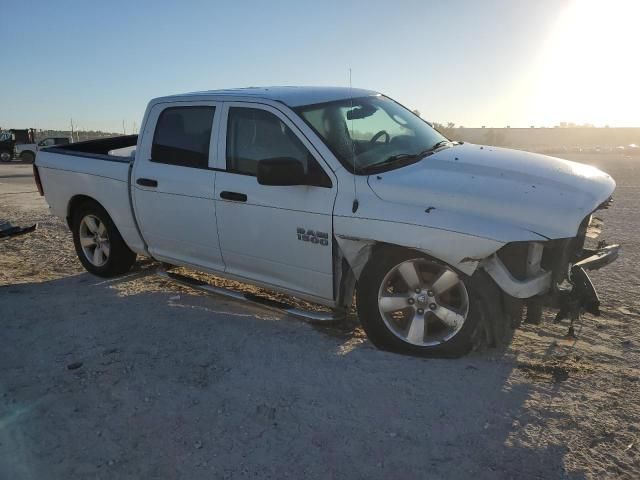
left=349, top=68, right=359, bottom=213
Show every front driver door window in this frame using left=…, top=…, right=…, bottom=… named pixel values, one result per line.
left=226, top=108, right=309, bottom=173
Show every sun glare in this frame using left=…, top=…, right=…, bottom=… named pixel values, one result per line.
left=529, top=0, right=640, bottom=127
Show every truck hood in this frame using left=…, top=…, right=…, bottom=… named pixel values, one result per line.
left=367, top=143, right=615, bottom=240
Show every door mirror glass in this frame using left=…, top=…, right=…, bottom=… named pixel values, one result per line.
left=257, top=157, right=306, bottom=186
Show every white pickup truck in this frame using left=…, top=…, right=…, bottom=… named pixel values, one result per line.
left=15, top=136, right=70, bottom=163
left=34, top=87, right=619, bottom=356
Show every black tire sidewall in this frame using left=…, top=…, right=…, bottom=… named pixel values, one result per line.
left=356, top=248, right=484, bottom=358
left=20, top=151, right=35, bottom=163
left=71, top=202, right=135, bottom=277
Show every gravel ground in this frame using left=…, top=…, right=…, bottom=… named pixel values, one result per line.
left=1, top=154, right=639, bottom=479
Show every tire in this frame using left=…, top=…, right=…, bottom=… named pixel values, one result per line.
left=20, top=151, right=35, bottom=163
left=71, top=200, right=136, bottom=277
left=356, top=248, right=489, bottom=357
left=0, top=150, right=12, bottom=162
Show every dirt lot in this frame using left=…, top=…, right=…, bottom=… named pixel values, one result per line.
left=1, top=154, right=639, bottom=479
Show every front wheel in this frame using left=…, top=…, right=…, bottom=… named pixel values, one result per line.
left=71, top=201, right=136, bottom=277
left=0, top=150, right=12, bottom=162
left=357, top=249, right=486, bottom=357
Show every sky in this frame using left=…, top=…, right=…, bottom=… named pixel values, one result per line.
left=1, top=0, right=639, bottom=132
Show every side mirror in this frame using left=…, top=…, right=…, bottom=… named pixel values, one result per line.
left=257, top=157, right=306, bottom=186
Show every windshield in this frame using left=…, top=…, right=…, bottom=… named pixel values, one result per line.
left=296, top=96, right=448, bottom=174
left=0, top=132, right=10, bottom=142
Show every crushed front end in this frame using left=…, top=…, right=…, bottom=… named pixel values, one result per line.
left=481, top=197, right=620, bottom=330
left=544, top=197, right=619, bottom=323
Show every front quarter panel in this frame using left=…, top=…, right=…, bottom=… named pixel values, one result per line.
left=333, top=176, right=505, bottom=276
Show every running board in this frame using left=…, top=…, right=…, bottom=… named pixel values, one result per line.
left=156, top=269, right=345, bottom=324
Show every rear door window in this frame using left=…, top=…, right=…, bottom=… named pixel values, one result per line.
left=152, top=106, right=215, bottom=168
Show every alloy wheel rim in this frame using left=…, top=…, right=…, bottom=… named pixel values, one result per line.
left=79, top=215, right=110, bottom=267
left=377, top=258, right=469, bottom=347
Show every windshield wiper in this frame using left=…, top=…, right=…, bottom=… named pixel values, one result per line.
left=362, top=147, right=439, bottom=173
left=361, top=153, right=421, bottom=173
left=361, top=141, right=454, bottom=173
left=429, top=140, right=452, bottom=151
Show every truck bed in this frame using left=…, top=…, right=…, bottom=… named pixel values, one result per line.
left=47, top=134, right=138, bottom=161
left=35, top=134, right=145, bottom=253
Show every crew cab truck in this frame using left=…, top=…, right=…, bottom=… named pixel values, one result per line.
left=34, top=87, right=619, bottom=356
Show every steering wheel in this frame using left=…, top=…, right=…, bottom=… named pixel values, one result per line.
left=370, top=130, right=390, bottom=144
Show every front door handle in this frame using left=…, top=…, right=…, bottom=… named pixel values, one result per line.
left=137, top=178, right=158, bottom=187
left=220, top=191, right=247, bottom=202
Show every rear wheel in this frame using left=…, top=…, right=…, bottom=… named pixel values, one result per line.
left=20, top=151, right=35, bottom=163
left=71, top=201, right=136, bottom=277
left=357, top=249, right=487, bottom=357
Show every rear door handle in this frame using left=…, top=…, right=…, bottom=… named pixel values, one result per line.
left=220, top=191, right=247, bottom=202
left=136, top=178, right=158, bottom=187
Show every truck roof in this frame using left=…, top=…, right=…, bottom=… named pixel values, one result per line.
left=152, top=86, right=380, bottom=107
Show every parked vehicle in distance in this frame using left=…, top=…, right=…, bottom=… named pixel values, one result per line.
left=626, top=144, right=640, bottom=156
left=34, top=87, right=619, bottom=356
left=0, top=131, right=10, bottom=161
left=15, top=136, right=70, bottom=163
left=0, top=129, right=70, bottom=163
left=0, top=128, right=35, bottom=162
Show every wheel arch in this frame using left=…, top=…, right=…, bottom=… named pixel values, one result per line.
left=67, top=195, right=107, bottom=228
left=68, top=195, right=138, bottom=277
left=340, top=239, right=519, bottom=352
left=65, top=189, right=145, bottom=256
left=334, top=238, right=467, bottom=310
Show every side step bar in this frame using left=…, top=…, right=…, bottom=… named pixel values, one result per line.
left=156, top=268, right=345, bottom=324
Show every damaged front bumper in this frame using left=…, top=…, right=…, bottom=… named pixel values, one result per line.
left=555, top=243, right=620, bottom=321
left=475, top=197, right=619, bottom=339
left=482, top=206, right=620, bottom=328
left=574, top=244, right=620, bottom=272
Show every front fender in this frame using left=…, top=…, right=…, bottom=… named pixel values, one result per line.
left=332, top=178, right=540, bottom=277
left=334, top=216, right=504, bottom=277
